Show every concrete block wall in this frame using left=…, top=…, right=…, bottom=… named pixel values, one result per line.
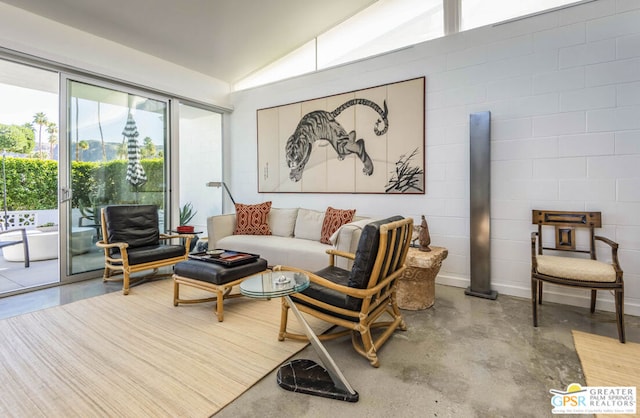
left=228, top=0, right=640, bottom=315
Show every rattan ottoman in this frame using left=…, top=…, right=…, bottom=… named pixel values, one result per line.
left=173, top=258, right=268, bottom=321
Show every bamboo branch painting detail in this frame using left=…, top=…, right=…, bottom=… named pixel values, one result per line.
left=386, top=148, right=424, bottom=193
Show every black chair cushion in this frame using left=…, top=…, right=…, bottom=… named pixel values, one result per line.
left=296, top=265, right=350, bottom=306
left=111, top=244, right=185, bottom=265
left=291, top=265, right=358, bottom=321
left=104, top=205, right=160, bottom=249
left=347, top=215, right=404, bottom=290
left=293, top=215, right=405, bottom=313
left=174, top=258, right=268, bottom=285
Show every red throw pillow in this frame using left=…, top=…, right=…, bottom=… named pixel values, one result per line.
left=320, top=206, right=355, bottom=244
left=234, top=202, right=272, bottom=235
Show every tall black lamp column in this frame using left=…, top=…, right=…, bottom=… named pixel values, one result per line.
left=465, top=111, right=498, bottom=300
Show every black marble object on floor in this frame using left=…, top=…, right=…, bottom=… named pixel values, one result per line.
left=277, top=359, right=359, bottom=402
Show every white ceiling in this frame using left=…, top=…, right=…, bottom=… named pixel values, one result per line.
left=1, top=0, right=377, bottom=84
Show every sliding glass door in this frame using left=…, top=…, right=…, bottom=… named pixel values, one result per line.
left=0, top=59, right=60, bottom=294
left=0, top=55, right=224, bottom=296
left=61, top=77, right=170, bottom=281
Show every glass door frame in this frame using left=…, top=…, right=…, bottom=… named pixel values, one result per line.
left=58, top=73, right=175, bottom=284
left=0, top=48, right=229, bottom=293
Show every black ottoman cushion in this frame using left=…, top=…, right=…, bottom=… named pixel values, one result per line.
left=174, top=258, right=268, bottom=285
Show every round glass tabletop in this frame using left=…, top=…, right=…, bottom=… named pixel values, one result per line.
left=240, top=271, right=309, bottom=299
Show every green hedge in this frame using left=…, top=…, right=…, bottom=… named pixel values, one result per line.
left=1, top=157, right=164, bottom=210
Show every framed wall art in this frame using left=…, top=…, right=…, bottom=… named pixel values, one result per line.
left=257, top=76, right=425, bottom=194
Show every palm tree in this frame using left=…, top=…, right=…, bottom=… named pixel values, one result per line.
left=78, top=140, right=89, bottom=161
left=32, top=112, right=48, bottom=159
left=117, top=142, right=128, bottom=160
left=142, top=137, right=156, bottom=158
left=97, top=102, right=107, bottom=161
left=47, top=122, right=58, bottom=160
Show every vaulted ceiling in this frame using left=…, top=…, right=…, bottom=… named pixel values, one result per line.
left=1, top=0, right=377, bottom=84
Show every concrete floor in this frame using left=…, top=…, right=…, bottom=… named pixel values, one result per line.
left=216, top=284, right=639, bottom=418
left=1, top=279, right=637, bottom=417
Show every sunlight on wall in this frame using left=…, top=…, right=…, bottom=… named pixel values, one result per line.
left=178, top=104, right=222, bottom=231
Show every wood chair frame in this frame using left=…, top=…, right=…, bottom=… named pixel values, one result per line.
left=531, top=210, right=625, bottom=342
left=96, top=208, right=192, bottom=295
left=277, top=217, right=413, bottom=367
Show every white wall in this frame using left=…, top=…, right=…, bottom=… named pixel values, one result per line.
left=0, top=2, right=231, bottom=107
left=179, top=108, right=223, bottom=233
left=228, top=0, right=640, bottom=315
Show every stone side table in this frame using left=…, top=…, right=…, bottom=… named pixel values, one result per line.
left=396, top=246, right=448, bottom=310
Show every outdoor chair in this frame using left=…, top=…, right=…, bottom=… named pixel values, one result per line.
left=0, top=226, right=30, bottom=268
left=531, top=210, right=625, bottom=342
left=78, top=205, right=106, bottom=241
left=276, top=216, right=413, bottom=367
left=96, top=205, right=193, bottom=295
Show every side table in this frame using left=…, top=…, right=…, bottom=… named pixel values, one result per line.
left=169, top=230, right=203, bottom=251
left=240, top=271, right=359, bottom=402
left=396, top=246, right=448, bottom=310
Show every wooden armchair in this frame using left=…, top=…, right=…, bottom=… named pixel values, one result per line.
left=96, top=205, right=192, bottom=295
left=531, top=210, right=625, bottom=342
left=276, top=216, right=413, bottom=367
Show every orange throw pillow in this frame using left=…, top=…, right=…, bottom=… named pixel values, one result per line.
left=320, top=206, right=355, bottom=244
left=234, top=201, right=272, bottom=235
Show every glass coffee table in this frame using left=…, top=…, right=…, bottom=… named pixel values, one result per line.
left=240, top=271, right=359, bottom=402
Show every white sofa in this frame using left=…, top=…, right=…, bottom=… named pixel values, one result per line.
left=207, top=208, right=373, bottom=271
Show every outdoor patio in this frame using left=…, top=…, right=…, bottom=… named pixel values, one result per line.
left=0, top=247, right=105, bottom=294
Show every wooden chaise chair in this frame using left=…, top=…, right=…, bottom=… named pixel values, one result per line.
left=96, top=205, right=192, bottom=295
left=276, top=216, right=413, bottom=367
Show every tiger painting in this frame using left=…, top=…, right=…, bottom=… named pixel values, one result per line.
left=285, top=98, right=389, bottom=182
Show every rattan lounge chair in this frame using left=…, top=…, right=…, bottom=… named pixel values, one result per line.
left=276, top=216, right=413, bottom=367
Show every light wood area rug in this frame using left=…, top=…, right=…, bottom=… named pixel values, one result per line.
left=0, top=279, right=328, bottom=417
left=573, top=330, right=640, bottom=387
left=573, top=330, right=640, bottom=418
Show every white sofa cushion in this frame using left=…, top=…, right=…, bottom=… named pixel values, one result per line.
left=216, top=234, right=332, bottom=272
left=269, top=208, right=298, bottom=237
left=207, top=209, right=371, bottom=272
left=294, top=208, right=324, bottom=241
